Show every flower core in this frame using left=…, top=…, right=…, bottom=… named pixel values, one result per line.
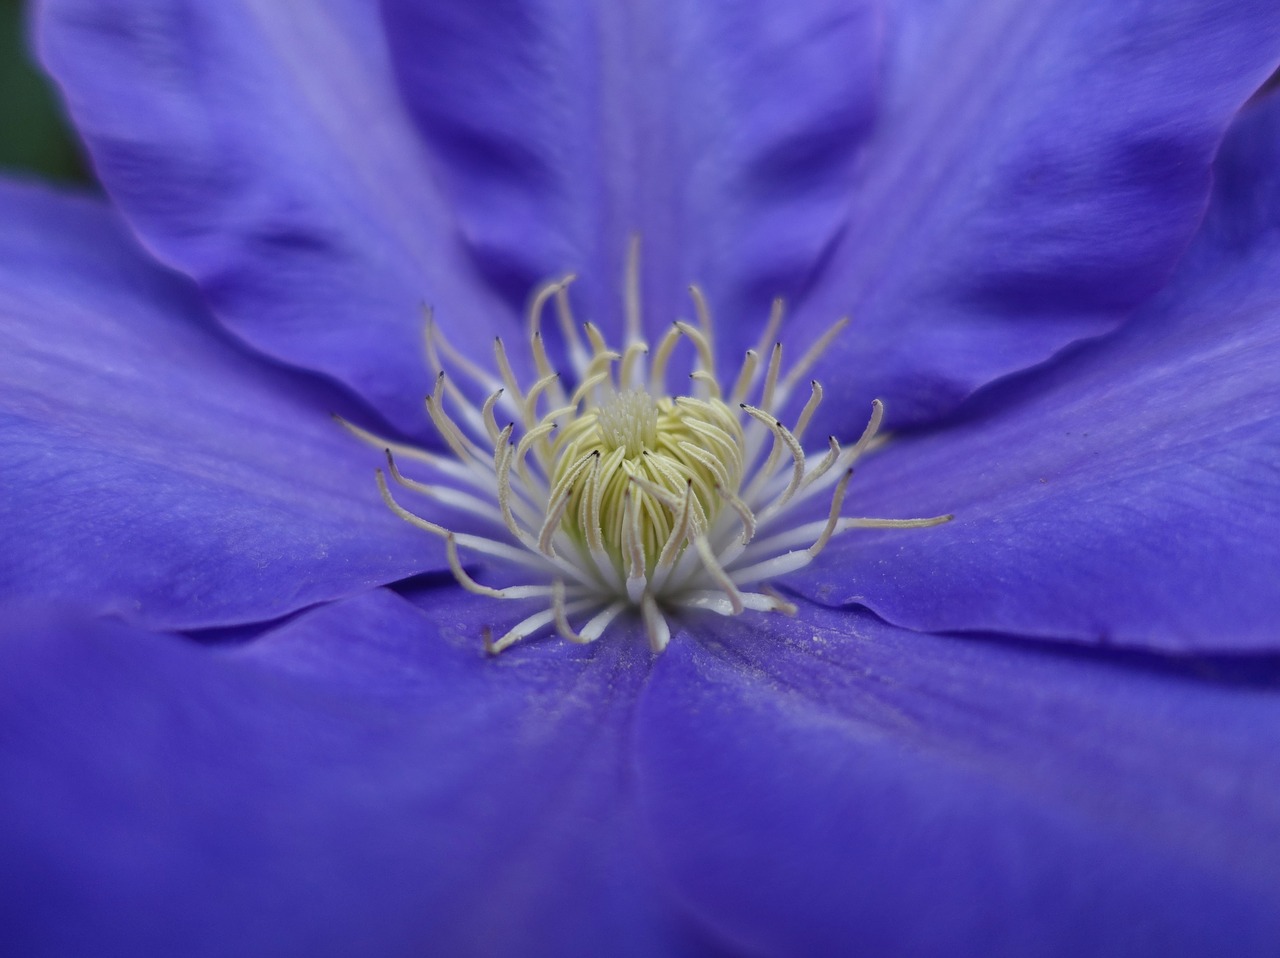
left=553, top=392, right=743, bottom=576
left=346, top=244, right=950, bottom=653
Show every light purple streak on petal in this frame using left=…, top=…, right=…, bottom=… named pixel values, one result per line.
left=380, top=0, right=881, bottom=354
left=37, top=0, right=510, bottom=433
left=0, top=590, right=706, bottom=958
left=0, top=181, right=436, bottom=630
left=794, top=93, right=1280, bottom=653
left=796, top=0, right=1280, bottom=434
left=636, top=605, right=1280, bottom=958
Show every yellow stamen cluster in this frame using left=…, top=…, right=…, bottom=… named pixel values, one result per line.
left=341, top=242, right=951, bottom=653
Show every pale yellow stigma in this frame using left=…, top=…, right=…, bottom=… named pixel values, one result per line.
left=552, top=392, right=744, bottom=576
left=594, top=389, right=658, bottom=456
left=343, top=239, right=952, bottom=654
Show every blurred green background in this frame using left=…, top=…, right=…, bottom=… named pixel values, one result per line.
left=0, top=0, right=89, bottom=182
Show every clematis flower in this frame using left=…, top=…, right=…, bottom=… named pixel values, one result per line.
left=3, top=0, right=1280, bottom=954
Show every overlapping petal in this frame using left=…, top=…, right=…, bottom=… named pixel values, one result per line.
left=795, top=92, right=1280, bottom=653
left=800, top=0, right=1280, bottom=432
left=0, top=590, right=706, bottom=958
left=36, top=0, right=511, bottom=432
left=0, top=181, right=432, bottom=629
left=385, top=0, right=1280, bottom=436
left=636, top=604, right=1280, bottom=957
left=380, top=0, right=881, bottom=353
left=8, top=4, right=1280, bottom=957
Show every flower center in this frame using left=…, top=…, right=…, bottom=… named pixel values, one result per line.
left=552, top=391, right=744, bottom=577
left=592, top=389, right=658, bottom=456
left=343, top=240, right=952, bottom=654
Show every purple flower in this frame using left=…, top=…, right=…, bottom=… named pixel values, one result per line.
left=3, top=1, right=1280, bottom=955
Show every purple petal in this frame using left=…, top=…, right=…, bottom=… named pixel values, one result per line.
left=380, top=0, right=882, bottom=347
left=636, top=605, right=1280, bottom=957
left=384, top=0, right=1280, bottom=435
left=36, top=0, right=510, bottom=433
left=0, top=590, right=705, bottom=957
left=792, top=92, right=1280, bottom=653
left=0, top=180, right=432, bottom=630
left=799, top=0, right=1280, bottom=432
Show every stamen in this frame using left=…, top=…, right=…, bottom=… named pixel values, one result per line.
left=693, top=535, right=745, bottom=614
left=683, top=590, right=790, bottom=615
left=641, top=594, right=671, bottom=653
left=513, top=420, right=557, bottom=475
left=551, top=580, right=588, bottom=643
left=689, top=369, right=721, bottom=398
left=492, top=338, right=528, bottom=419
left=649, top=324, right=683, bottom=389
left=424, top=381, right=485, bottom=466
left=570, top=371, right=612, bottom=408
left=523, top=373, right=561, bottom=426
left=350, top=251, right=949, bottom=653
left=530, top=332, right=567, bottom=406
left=740, top=404, right=805, bottom=506
left=794, top=436, right=842, bottom=496
left=716, top=481, right=757, bottom=544
left=385, top=449, right=498, bottom=522
left=583, top=323, right=613, bottom=364
left=334, top=414, right=473, bottom=485
left=760, top=342, right=783, bottom=413
left=489, top=598, right=597, bottom=654
left=623, top=489, right=648, bottom=604
left=754, top=298, right=786, bottom=360
left=761, top=586, right=798, bottom=616
left=675, top=320, right=715, bottom=378
left=423, top=307, right=501, bottom=393
left=793, top=381, right=824, bottom=442
left=445, top=536, right=553, bottom=600
left=624, top=236, right=644, bottom=344
left=688, top=284, right=716, bottom=351
left=808, top=469, right=855, bottom=558
left=376, top=469, right=448, bottom=537
left=780, top=316, right=849, bottom=393
left=480, top=389, right=505, bottom=444
left=550, top=278, right=590, bottom=373
left=655, top=481, right=696, bottom=571
left=730, top=349, right=760, bottom=406
left=378, top=469, right=554, bottom=572
left=538, top=452, right=596, bottom=555
left=578, top=600, right=629, bottom=642
left=618, top=341, right=648, bottom=390
left=842, top=515, right=955, bottom=529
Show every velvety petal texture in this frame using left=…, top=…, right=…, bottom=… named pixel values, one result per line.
left=46, top=1, right=1280, bottom=437
left=36, top=0, right=511, bottom=432
left=0, top=590, right=703, bottom=958
left=8, top=4, right=1280, bottom=958
left=636, top=605, right=1280, bottom=957
left=801, top=0, right=1280, bottom=430
left=796, top=91, right=1280, bottom=652
left=0, top=181, right=432, bottom=629
left=386, top=0, right=1280, bottom=433
left=380, top=0, right=881, bottom=351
